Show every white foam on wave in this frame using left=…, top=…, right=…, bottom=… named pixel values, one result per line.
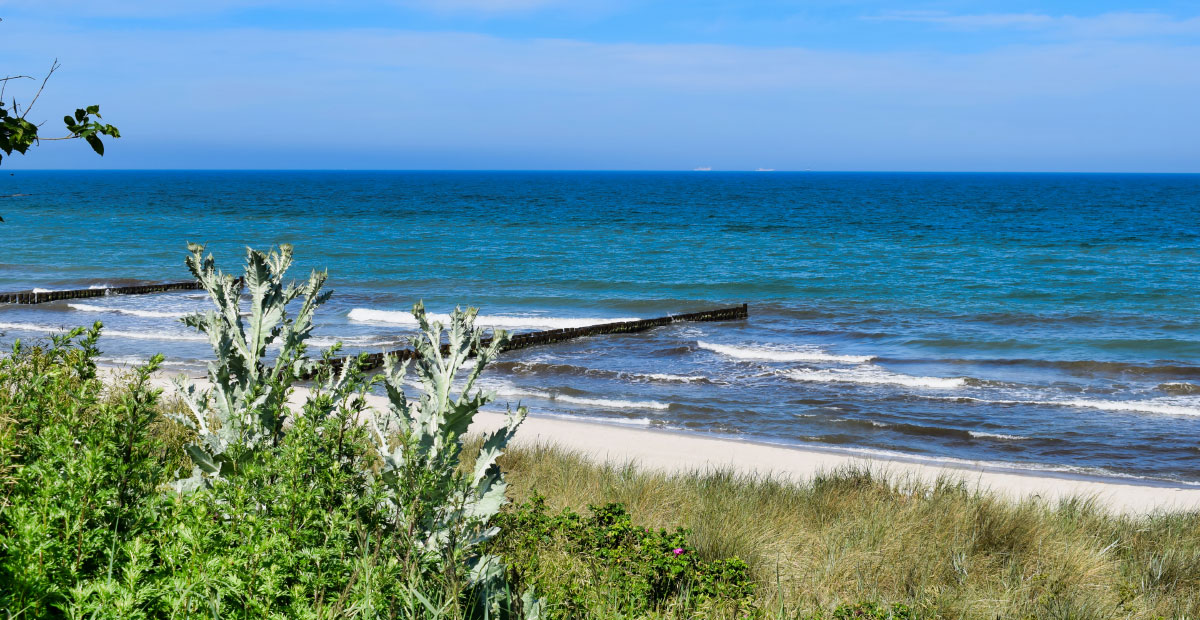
left=490, top=386, right=670, bottom=410
left=968, top=431, right=1028, bottom=441
left=307, top=334, right=406, bottom=348
left=0, top=321, right=60, bottom=332
left=784, top=365, right=967, bottom=389
left=635, top=372, right=709, bottom=384
left=944, top=395, right=1200, bottom=417
left=98, top=355, right=160, bottom=366
left=348, top=308, right=640, bottom=330
left=31, top=288, right=56, bottom=294
left=556, top=394, right=670, bottom=410
left=103, top=329, right=207, bottom=342
left=698, top=341, right=873, bottom=364
left=97, top=355, right=193, bottom=368
left=0, top=321, right=205, bottom=342
left=69, top=303, right=189, bottom=319
left=531, top=411, right=655, bottom=427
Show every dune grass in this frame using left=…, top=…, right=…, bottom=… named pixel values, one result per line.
left=492, top=441, right=1200, bottom=619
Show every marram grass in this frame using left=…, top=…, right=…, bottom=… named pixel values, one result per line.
left=492, top=441, right=1200, bottom=619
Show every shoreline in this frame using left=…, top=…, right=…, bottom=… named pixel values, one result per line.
left=335, top=386, right=1200, bottom=516
left=473, top=408, right=1200, bottom=515
left=131, top=369, right=1200, bottom=515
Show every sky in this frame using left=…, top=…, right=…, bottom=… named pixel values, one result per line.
left=1, top=1, right=1198, bottom=171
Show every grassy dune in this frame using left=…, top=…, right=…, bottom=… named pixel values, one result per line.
left=493, top=442, right=1200, bottom=618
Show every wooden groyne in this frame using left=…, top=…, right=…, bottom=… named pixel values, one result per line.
left=328, top=304, right=749, bottom=374
left=0, top=281, right=202, bottom=304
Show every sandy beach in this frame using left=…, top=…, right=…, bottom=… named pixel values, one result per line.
left=276, top=383, right=1200, bottom=516
left=470, top=408, right=1200, bottom=516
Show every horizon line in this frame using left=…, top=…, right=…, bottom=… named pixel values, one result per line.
left=5, top=169, right=1200, bottom=175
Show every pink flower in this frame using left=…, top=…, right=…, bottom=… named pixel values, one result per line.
left=673, top=548, right=685, bottom=556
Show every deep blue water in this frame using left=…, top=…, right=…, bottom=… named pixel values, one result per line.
left=3, top=171, right=1200, bottom=482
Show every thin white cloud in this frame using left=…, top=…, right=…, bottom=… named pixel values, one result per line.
left=869, top=11, right=1200, bottom=39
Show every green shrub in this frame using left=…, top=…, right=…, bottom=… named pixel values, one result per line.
left=0, top=326, right=172, bottom=617
left=491, top=492, right=755, bottom=617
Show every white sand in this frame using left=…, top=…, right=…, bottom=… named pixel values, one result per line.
left=346, top=389, right=1200, bottom=516
left=150, top=372, right=1200, bottom=516
left=465, top=408, right=1200, bottom=516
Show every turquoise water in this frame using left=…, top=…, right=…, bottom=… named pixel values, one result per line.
left=2, top=171, right=1200, bottom=482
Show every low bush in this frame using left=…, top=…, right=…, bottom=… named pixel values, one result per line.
left=491, top=493, right=755, bottom=617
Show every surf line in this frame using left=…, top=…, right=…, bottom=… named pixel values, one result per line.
left=0, top=280, right=233, bottom=304
left=319, top=304, right=750, bottom=376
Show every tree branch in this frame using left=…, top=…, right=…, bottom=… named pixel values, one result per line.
left=20, top=59, right=59, bottom=120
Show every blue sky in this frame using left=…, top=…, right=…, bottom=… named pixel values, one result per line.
left=2, top=1, right=1198, bottom=171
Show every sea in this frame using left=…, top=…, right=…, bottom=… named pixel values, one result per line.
left=2, top=171, right=1199, bottom=484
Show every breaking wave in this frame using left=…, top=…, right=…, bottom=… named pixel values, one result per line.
left=69, top=303, right=189, bottom=319
left=348, top=308, right=639, bottom=330
left=0, top=321, right=206, bottom=342
left=492, top=360, right=711, bottom=384
left=940, top=395, right=1200, bottom=417
left=490, top=386, right=670, bottom=410
left=784, top=365, right=967, bottom=389
left=968, top=431, right=1029, bottom=441
left=307, top=334, right=407, bottom=348
left=698, top=341, right=873, bottom=364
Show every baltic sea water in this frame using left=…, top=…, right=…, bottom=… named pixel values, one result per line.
left=2, top=171, right=1199, bottom=482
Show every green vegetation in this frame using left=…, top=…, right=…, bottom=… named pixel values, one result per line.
left=2, top=245, right=1199, bottom=618
left=1, top=61, right=119, bottom=167
left=0, top=245, right=539, bottom=619
left=496, top=443, right=1200, bottom=618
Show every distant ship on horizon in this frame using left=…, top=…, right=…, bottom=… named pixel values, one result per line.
left=692, top=166, right=712, bottom=171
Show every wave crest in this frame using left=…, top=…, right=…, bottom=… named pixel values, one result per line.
left=0, top=321, right=206, bottom=342
left=348, top=308, right=639, bottom=330
left=698, top=341, right=873, bottom=364
left=785, top=366, right=966, bottom=389
left=69, top=303, right=189, bottom=319
left=493, top=360, right=711, bottom=384
left=941, top=395, right=1200, bottom=417
left=490, top=386, right=670, bottom=410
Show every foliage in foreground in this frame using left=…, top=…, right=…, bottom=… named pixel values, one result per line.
left=0, top=245, right=540, bottom=618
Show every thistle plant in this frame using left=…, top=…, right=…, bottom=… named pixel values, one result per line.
left=171, top=243, right=330, bottom=489
left=369, top=304, right=529, bottom=608
left=166, top=245, right=539, bottom=615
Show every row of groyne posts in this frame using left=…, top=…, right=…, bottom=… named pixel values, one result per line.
left=0, top=281, right=203, bottom=305
left=0, top=281, right=748, bottom=372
